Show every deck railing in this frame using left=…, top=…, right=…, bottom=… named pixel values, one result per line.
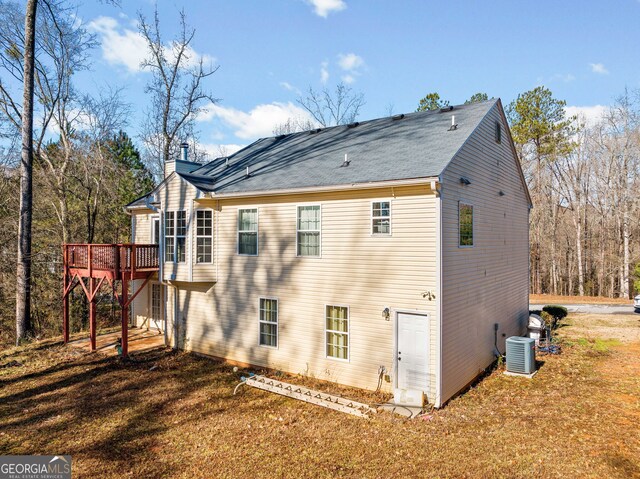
left=64, top=244, right=159, bottom=276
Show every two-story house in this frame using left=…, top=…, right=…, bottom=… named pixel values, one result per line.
left=127, top=99, right=531, bottom=407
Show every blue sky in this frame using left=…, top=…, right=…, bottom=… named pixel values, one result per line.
left=75, top=0, right=640, bottom=158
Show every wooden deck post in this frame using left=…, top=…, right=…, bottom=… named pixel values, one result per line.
left=62, top=246, right=69, bottom=344
left=89, top=276, right=97, bottom=351
left=121, top=274, right=129, bottom=358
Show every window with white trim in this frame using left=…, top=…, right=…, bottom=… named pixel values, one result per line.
left=259, top=298, right=278, bottom=347
left=176, top=211, right=186, bottom=262
left=459, top=202, right=473, bottom=247
left=238, top=208, right=258, bottom=255
left=372, top=201, right=391, bottom=235
left=326, top=305, right=349, bottom=360
left=164, top=211, right=174, bottom=262
left=297, top=205, right=321, bottom=257
left=196, top=210, right=213, bottom=263
left=164, top=210, right=187, bottom=262
left=151, top=216, right=160, bottom=245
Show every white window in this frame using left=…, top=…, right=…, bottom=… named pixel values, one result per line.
left=238, top=208, right=258, bottom=255
left=196, top=210, right=213, bottom=263
left=372, top=201, right=391, bottom=235
left=164, top=210, right=187, bottom=262
left=164, top=211, right=174, bottom=262
left=297, top=205, right=321, bottom=257
left=459, top=202, right=474, bottom=247
left=326, top=305, right=349, bottom=361
left=151, top=216, right=160, bottom=245
left=259, top=298, right=278, bottom=348
left=176, top=211, right=186, bottom=262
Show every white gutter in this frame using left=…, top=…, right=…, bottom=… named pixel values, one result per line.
left=434, top=177, right=443, bottom=408
left=200, top=176, right=438, bottom=200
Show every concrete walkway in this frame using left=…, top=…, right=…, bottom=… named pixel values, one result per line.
left=69, top=328, right=165, bottom=356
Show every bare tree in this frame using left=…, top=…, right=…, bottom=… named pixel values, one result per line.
left=600, top=92, right=640, bottom=298
left=139, top=8, right=218, bottom=179
left=0, top=0, right=96, bottom=244
left=297, top=82, right=365, bottom=127
left=549, top=121, right=593, bottom=296
left=72, top=88, right=130, bottom=243
left=272, top=117, right=317, bottom=136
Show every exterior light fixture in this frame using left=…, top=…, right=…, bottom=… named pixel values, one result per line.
left=382, top=307, right=391, bottom=321
left=460, top=177, right=471, bottom=185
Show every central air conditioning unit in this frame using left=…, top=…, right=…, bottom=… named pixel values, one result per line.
left=505, top=336, right=536, bottom=375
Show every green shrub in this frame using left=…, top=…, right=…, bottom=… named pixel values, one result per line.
left=543, top=305, right=568, bottom=329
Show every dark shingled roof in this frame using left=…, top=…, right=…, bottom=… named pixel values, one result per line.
left=129, top=99, right=497, bottom=205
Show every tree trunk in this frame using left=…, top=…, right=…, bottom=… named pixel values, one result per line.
left=550, top=203, right=559, bottom=295
left=15, top=0, right=38, bottom=345
left=575, top=214, right=584, bottom=296
left=621, top=209, right=630, bottom=298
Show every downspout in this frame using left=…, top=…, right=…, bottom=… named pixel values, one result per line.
left=189, top=198, right=194, bottom=283
left=434, top=177, right=443, bottom=408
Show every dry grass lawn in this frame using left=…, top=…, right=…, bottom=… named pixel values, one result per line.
left=530, top=293, right=633, bottom=305
left=1, top=313, right=639, bottom=478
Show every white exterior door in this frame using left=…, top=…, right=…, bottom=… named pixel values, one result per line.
left=396, top=312, right=429, bottom=392
left=150, top=283, right=164, bottom=332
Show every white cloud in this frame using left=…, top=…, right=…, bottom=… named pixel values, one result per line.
left=338, top=53, right=364, bottom=71
left=306, top=0, right=346, bottom=18
left=198, top=102, right=315, bottom=139
left=565, top=105, right=608, bottom=126
left=280, top=81, right=294, bottom=91
left=336, top=53, right=365, bottom=83
left=320, top=61, right=330, bottom=84
left=341, top=74, right=355, bottom=84
left=589, top=63, right=609, bottom=75
left=88, top=16, right=148, bottom=72
left=88, top=16, right=215, bottom=73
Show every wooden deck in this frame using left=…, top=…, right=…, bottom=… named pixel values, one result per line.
left=64, top=243, right=159, bottom=281
left=69, top=328, right=165, bottom=356
left=62, top=243, right=160, bottom=357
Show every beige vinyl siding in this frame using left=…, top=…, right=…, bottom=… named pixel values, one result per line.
left=440, top=103, right=530, bottom=404
left=166, top=185, right=439, bottom=399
